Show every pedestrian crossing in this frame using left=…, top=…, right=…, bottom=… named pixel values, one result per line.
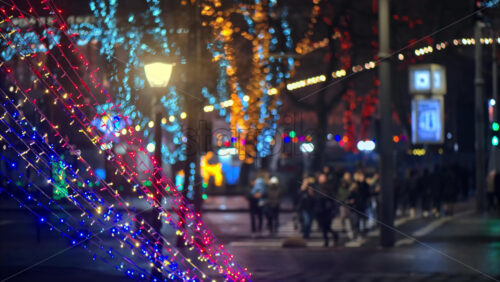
left=228, top=217, right=366, bottom=248
left=229, top=210, right=474, bottom=249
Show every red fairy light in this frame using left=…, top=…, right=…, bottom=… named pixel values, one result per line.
left=0, top=1, right=250, bottom=279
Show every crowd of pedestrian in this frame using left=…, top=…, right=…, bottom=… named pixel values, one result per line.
left=295, top=167, right=378, bottom=246
left=395, top=164, right=470, bottom=218
left=247, top=162, right=486, bottom=248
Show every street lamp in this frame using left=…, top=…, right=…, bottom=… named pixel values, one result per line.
left=144, top=62, right=174, bottom=88
left=144, top=61, right=173, bottom=279
left=144, top=61, right=173, bottom=179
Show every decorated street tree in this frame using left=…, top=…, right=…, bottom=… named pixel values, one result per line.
left=200, top=0, right=296, bottom=183
left=284, top=0, right=377, bottom=170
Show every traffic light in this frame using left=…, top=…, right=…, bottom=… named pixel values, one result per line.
left=492, top=122, right=499, bottom=146
left=493, top=122, right=499, bottom=131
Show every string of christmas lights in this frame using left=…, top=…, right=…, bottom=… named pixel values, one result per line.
left=0, top=130, right=166, bottom=279
left=33, top=6, right=248, bottom=278
left=0, top=50, right=227, bottom=280
left=37, top=2, right=252, bottom=278
left=0, top=88, right=205, bottom=280
left=286, top=37, right=498, bottom=91
left=1, top=1, right=250, bottom=280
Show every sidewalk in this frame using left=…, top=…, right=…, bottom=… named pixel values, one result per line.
left=1, top=197, right=499, bottom=282
left=204, top=199, right=478, bottom=248
left=228, top=211, right=500, bottom=281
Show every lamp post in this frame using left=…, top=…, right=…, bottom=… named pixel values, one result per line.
left=144, top=61, right=173, bottom=279
left=144, top=62, right=174, bottom=184
left=474, top=19, right=487, bottom=213
left=378, top=0, right=395, bottom=247
left=144, top=62, right=174, bottom=180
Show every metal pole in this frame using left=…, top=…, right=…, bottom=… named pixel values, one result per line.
left=178, top=1, right=203, bottom=248
left=152, top=96, right=163, bottom=279
left=193, top=0, right=203, bottom=213
left=154, top=102, right=163, bottom=188
left=475, top=21, right=487, bottom=213
left=378, top=0, right=395, bottom=247
left=492, top=30, right=498, bottom=171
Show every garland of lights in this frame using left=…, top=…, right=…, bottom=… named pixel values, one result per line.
left=0, top=87, right=205, bottom=279
left=0, top=1, right=250, bottom=280
left=41, top=4, right=250, bottom=277
left=0, top=41, right=245, bottom=280
left=286, top=37, right=497, bottom=91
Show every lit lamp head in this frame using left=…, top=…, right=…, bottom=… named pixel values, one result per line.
left=144, top=62, right=174, bottom=88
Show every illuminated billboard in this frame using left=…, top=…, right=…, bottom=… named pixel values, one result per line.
left=411, top=97, right=444, bottom=144
left=409, top=64, right=446, bottom=95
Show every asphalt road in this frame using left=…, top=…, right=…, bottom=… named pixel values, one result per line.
left=1, top=201, right=499, bottom=282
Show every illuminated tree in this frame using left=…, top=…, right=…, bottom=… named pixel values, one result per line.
left=284, top=0, right=371, bottom=170
left=201, top=0, right=295, bottom=166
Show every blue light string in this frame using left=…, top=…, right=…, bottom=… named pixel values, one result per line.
left=0, top=132, right=159, bottom=279
left=0, top=93, right=196, bottom=280
left=0, top=117, right=196, bottom=281
left=0, top=4, right=250, bottom=278
left=0, top=65, right=214, bottom=278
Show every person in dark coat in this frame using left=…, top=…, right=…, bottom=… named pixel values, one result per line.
left=297, top=177, right=316, bottom=239
left=322, top=165, right=338, bottom=195
left=419, top=169, right=432, bottom=217
left=316, top=173, right=339, bottom=247
left=353, top=171, right=370, bottom=235
left=406, top=168, right=419, bottom=218
left=442, top=166, right=457, bottom=216
left=249, top=171, right=268, bottom=233
left=337, top=171, right=352, bottom=234
left=431, top=166, right=443, bottom=217
left=265, top=176, right=281, bottom=234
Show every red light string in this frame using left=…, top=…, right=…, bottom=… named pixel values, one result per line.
left=20, top=0, right=249, bottom=276
left=1, top=1, right=249, bottom=279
